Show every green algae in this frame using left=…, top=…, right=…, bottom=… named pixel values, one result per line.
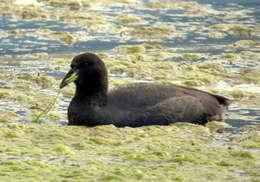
left=208, top=31, right=225, bottom=39
left=60, top=86, right=75, bottom=98
left=210, top=24, right=230, bottom=30
left=229, top=89, right=257, bottom=100
left=181, top=53, right=200, bottom=61
left=37, top=29, right=76, bottom=45
left=0, top=1, right=259, bottom=180
left=143, top=43, right=165, bottom=50
left=206, top=121, right=232, bottom=132
left=228, top=90, right=251, bottom=99
left=0, top=89, right=11, bottom=99
left=240, top=51, right=259, bottom=58
left=30, top=90, right=60, bottom=123
left=46, top=111, right=65, bottom=122
left=183, top=80, right=203, bottom=86
left=210, top=24, right=254, bottom=38
left=53, top=144, right=74, bottom=155
left=239, top=68, right=260, bottom=84
left=109, top=78, right=135, bottom=88
left=7, top=29, right=26, bottom=36
left=0, top=110, right=19, bottom=122
left=0, top=43, right=259, bottom=125
left=0, top=123, right=258, bottom=182
left=128, top=25, right=176, bottom=40
left=235, top=40, right=260, bottom=47
left=104, top=54, right=228, bottom=84
left=117, top=14, right=144, bottom=24
left=145, top=1, right=201, bottom=10
left=0, top=88, right=31, bottom=103
left=47, top=0, right=91, bottom=10
left=17, top=75, right=56, bottom=89
left=0, top=1, right=258, bottom=179
left=221, top=53, right=240, bottom=60
left=229, top=24, right=252, bottom=37
left=51, top=47, right=258, bottom=106
left=115, top=45, right=146, bottom=54
left=31, top=52, right=49, bottom=59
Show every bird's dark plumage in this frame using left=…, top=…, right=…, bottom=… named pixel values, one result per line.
left=60, top=53, right=231, bottom=127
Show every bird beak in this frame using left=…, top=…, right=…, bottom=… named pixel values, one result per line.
left=60, top=69, right=79, bottom=89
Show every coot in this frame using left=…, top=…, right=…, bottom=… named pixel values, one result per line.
left=60, top=53, right=231, bottom=127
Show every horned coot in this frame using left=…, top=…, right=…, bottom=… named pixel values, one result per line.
left=60, top=53, right=231, bottom=127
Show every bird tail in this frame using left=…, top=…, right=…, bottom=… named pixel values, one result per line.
left=212, top=94, right=232, bottom=108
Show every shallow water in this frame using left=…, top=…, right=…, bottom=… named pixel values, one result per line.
left=0, top=2, right=260, bottom=181
left=0, top=0, right=259, bottom=55
left=0, top=0, right=259, bottom=130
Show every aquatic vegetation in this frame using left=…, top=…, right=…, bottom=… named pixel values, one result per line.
left=58, top=10, right=107, bottom=28
left=0, top=89, right=11, bottom=99
left=0, top=0, right=259, bottom=180
left=0, top=88, right=30, bottom=103
left=145, top=1, right=217, bottom=17
left=220, top=54, right=240, bottom=60
left=181, top=53, right=200, bottom=61
left=229, top=90, right=246, bottom=99
left=210, top=24, right=230, bottom=30
left=208, top=31, right=225, bottom=39
left=61, top=87, right=75, bottom=98
left=210, top=24, right=254, bottom=38
left=229, top=24, right=252, bottom=37
left=36, top=29, right=76, bottom=45
left=234, top=40, right=260, bottom=48
left=183, top=80, right=203, bottom=86
left=46, top=111, right=65, bottom=121
left=21, top=5, right=49, bottom=19
left=0, top=123, right=258, bottom=181
left=145, top=1, right=200, bottom=10
left=104, top=57, right=179, bottom=80
left=234, top=126, right=260, bottom=148
left=0, top=1, right=49, bottom=20
left=143, top=43, right=165, bottom=50
left=17, top=75, right=56, bottom=89
left=109, top=78, right=135, bottom=88
left=206, top=121, right=231, bottom=132
left=128, top=25, right=176, bottom=40
left=0, top=110, right=19, bottom=122
left=31, top=92, right=60, bottom=123
left=115, top=45, right=146, bottom=54
left=7, top=29, right=26, bottom=36
left=31, top=52, right=49, bottom=59
left=239, top=68, right=260, bottom=83
left=240, top=51, right=258, bottom=57
left=117, top=14, right=144, bottom=24
left=47, top=0, right=90, bottom=10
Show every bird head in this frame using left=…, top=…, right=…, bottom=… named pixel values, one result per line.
left=60, top=53, right=108, bottom=90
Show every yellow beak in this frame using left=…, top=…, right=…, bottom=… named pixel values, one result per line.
left=60, top=69, right=78, bottom=89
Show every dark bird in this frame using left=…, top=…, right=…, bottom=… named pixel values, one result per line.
left=60, top=53, right=231, bottom=127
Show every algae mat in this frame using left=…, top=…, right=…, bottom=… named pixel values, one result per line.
left=0, top=0, right=259, bottom=181
left=0, top=123, right=259, bottom=182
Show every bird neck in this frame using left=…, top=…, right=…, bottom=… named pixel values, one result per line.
left=74, top=82, right=108, bottom=106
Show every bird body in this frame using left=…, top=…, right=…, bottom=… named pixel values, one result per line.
left=60, top=53, right=231, bottom=127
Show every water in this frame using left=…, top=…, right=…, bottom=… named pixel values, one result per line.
left=0, top=0, right=259, bottom=129
left=0, top=0, right=259, bottom=55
